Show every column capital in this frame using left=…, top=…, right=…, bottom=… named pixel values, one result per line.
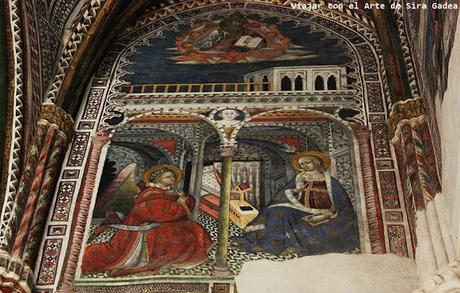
left=388, top=97, right=426, bottom=139
left=350, top=123, right=371, bottom=139
left=39, top=103, right=74, bottom=139
left=219, top=146, right=237, bottom=158
left=92, top=130, right=111, bottom=146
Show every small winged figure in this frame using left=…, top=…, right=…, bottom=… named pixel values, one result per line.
left=88, top=163, right=140, bottom=242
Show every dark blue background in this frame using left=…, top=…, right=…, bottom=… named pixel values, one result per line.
left=124, top=19, right=350, bottom=84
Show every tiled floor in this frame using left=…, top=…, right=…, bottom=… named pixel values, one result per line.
left=82, top=212, right=298, bottom=279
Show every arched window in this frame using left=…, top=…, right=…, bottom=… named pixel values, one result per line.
left=281, top=76, right=292, bottom=91
left=249, top=78, right=255, bottom=91
left=327, top=75, right=337, bottom=90
left=262, top=75, right=269, bottom=91
left=315, top=75, right=325, bottom=90
left=295, top=75, right=303, bottom=90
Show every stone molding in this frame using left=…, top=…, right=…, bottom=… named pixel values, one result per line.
left=415, top=261, right=460, bottom=293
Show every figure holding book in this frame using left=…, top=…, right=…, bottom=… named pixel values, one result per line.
left=233, top=151, right=360, bottom=256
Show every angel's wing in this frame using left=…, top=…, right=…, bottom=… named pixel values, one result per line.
left=93, top=163, right=141, bottom=218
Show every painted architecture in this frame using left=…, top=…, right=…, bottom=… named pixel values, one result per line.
left=0, top=0, right=458, bottom=292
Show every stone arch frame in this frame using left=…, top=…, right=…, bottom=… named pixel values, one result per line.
left=30, top=2, right=416, bottom=291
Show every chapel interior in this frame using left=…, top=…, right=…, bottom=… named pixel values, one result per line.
left=0, top=0, right=459, bottom=292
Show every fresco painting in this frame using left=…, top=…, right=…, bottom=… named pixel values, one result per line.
left=1, top=0, right=451, bottom=292
left=171, top=13, right=313, bottom=64
left=59, top=6, right=407, bottom=292
left=233, top=151, right=360, bottom=256
left=81, top=114, right=362, bottom=279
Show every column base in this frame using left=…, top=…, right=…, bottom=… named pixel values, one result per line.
left=415, top=261, right=460, bottom=292
left=213, top=262, right=234, bottom=277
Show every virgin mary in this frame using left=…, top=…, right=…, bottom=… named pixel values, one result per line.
left=233, top=151, right=360, bottom=256
left=82, top=165, right=212, bottom=276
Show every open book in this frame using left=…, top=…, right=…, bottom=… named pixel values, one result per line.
left=302, top=212, right=333, bottom=227
left=234, top=35, right=263, bottom=49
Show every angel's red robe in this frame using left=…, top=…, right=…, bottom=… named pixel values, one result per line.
left=81, top=186, right=212, bottom=276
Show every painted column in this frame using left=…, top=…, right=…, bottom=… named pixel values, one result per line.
left=59, top=131, right=111, bottom=292
left=352, top=125, right=386, bottom=254
left=214, top=146, right=236, bottom=276
left=0, top=103, right=73, bottom=293
left=387, top=98, right=460, bottom=291
left=190, top=146, right=205, bottom=220
left=11, top=125, right=59, bottom=258
left=0, top=121, right=49, bottom=252
left=22, top=130, right=69, bottom=266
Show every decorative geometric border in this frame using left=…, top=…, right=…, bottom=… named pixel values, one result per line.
left=387, top=225, right=409, bottom=257
left=0, top=0, right=25, bottom=248
left=74, top=282, right=210, bottom=293
left=379, top=171, right=401, bottom=209
left=52, top=181, right=77, bottom=221
left=46, top=0, right=106, bottom=103
left=48, top=225, right=67, bottom=237
left=66, top=132, right=91, bottom=167
left=37, top=239, right=63, bottom=285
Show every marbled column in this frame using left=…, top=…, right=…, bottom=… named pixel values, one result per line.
left=11, top=125, right=58, bottom=258
left=389, top=98, right=454, bottom=285
left=390, top=99, right=441, bottom=217
left=0, top=103, right=73, bottom=293
left=22, top=130, right=69, bottom=266
left=214, top=146, right=236, bottom=276
left=0, top=121, right=49, bottom=252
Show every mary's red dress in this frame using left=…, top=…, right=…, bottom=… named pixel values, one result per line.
left=81, top=186, right=212, bottom=276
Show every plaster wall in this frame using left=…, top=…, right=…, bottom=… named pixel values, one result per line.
left=440, top=16, right=460, bottom=258
left=236, top=253, right=418, bottom=293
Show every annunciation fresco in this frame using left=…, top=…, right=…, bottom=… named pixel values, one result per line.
left=32, top=3, right=414, bottom=293
left=80, top=110, right=363, bottom=280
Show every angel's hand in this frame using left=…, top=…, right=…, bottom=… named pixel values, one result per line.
left=173, top=188, right=185, bottom=196
left=176, top=196, right=188, bottom=205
